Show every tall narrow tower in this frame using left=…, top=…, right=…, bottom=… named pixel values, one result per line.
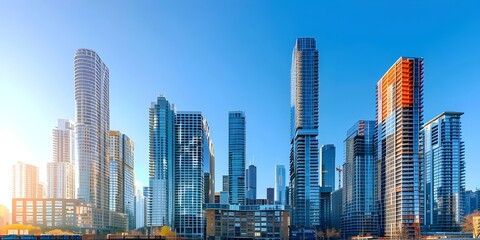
left=376, top=57, right=423, bottom=238
left=228, top=111, right=246, bottom=205
left=74, top=49, right=110, bottom=227
left=289, top=37, right=320, bottom=227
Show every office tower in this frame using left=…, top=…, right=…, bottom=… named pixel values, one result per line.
left=422, top=112, right=465, bottom=232
left=229, top=111, right=246, bottom=205
left=289, top=37, right=320, bottom=227
left=48, top=119, right=76, bottom=199
left=466, top=190, right=480, bottom=215
left=222, top=175, right=229, bottom=192
left=174, top=112, right=214, bottom=239
left=267, top=188, right=275, bottom=204
left=148, top=95, right=175, bottom=228
left=246, top=164, right=257, bottom=201
left=109, top=130, right=135, bottom=230
left=204, top=137, right=215, bottom=204
left=135, top=189, right=146, bottom=229
left=342, top=120, right=377, bottom=238
left=376, top=57, right=423, bottom=238
left=12, top=162, right=42, bottom=198
left=74, top=49, right=110, bottom=221
left=275, top=165, right=286, bottom=205
left=321, top=144, right=336, bottom=189
left=220, top=192, right=229, bottom=204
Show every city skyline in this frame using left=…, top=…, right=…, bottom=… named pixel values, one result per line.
left=1, top=1, right=480, bottom=208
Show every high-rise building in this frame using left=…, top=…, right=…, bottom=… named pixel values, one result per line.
left=246, top=164, right=257, bottom=201
left=422, top=112, right=465, bottom=232
left=465, top=190, right=480, bottom=215
left=229, top=111, right=246, bottom=205
left=275, top=165, right=286, bottom=205
left=174, top=112, right=214, bottom=239
left=289, top=37, right=320, bottom=227
left=148, top=95, right=175, bottom=228
left=109, top=130, right=135, bottom=230
left=0, top=205, right=10, bottom=228
left=267, top=188, right=275, bottom=205
left=135, top=189, right=146, bottom=230
left=12, top=162, right=42, bottom=198
left=48, top=119, right=76, bottom=199
left=74, top=49, right=110, bottom=228
left=330, top=188, right=342, bottom=230
left=222, top=175, right=229, bottom=192
left=342, top=120, right=377, bottom=238
left=376, top=57, right=423, bottom=238
left=321, top=144, right=335, bottom=190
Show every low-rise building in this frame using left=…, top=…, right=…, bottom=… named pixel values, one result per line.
left=205, top=204, right=289, bottom=240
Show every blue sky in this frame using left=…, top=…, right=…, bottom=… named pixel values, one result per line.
left=0, top=1, right=479, bottom=207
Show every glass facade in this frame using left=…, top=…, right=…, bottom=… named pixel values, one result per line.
left=289, top=37, right=320, bottom=227
left=275, top=165, right=286, bottom=205
left=422, top=112, right=465, bottom=232
left=246, top=164, right=257, bottom=201
left=341, top=120, right=377, bottom=238
left=148, top=96, right=175, bottom=228
left=229, top=111, right=246, bottom=205
left=375, top=57, right=423, bottom=238
left=174, top=112, right=213, bottom=239
left=321, top=145, right=336, bottom=189
left=74, top=49, right=110, bottom=227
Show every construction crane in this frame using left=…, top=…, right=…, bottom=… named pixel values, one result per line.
left=336, top=167, right=342, bottom=189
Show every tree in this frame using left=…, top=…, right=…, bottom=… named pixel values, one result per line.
left=5, top=224, right=42, bottom=234
left=156, top=226, right=176, bottom=237
left=315, top=230, right=325, bottom=240
left=326, top=228, right=340, bottom=239
left=463, top=210, right=480, bottom=232
left=45, top=229, right=73, bottom=235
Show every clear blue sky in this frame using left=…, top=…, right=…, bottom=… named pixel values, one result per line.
left=0, top=1, right=479, bottom=207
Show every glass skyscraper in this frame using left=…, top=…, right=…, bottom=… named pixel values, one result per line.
left=275, top=165, right=286, bottom=205
left=422, top=112, right=465, bottom=232
left=342, top=120, right=377, bottom=238
left=246, top=164, right=257, bottom=201
left=376, top=57, right=423, bottom=238
left=289, top=37, right=320, bottom=227
left=108, top=130, right=135, bottom=230
left=229, top=111, right=246, bottom=205
left=148, top=95, right=175, bottom=228
left=74, top=49, right=110, bottom=227
left=174, top=112, right=214, bottom=239
left=321, top=145, right=335, bottom=190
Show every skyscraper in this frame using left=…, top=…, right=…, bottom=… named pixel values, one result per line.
left=222, top=175, right=229, bottom=192
left=48, top=119, right=76, bottom=199
left=422, top=112, right=465, bottom=232
left=267, top=188, right=275, bottom=205
left=321, top=144, right=335, bottom=190
left=148, top=96, right=175, bottom=228
left=174, top=112, right=214, bottom=239
left=275, top=165, right=286, bottom=205
left=342, top=120, right=377, bottom=238
left=135, top=189, right=146, bottom=230
left=109, top=130, right=135, bottom=230
left=376, top=57, right=423, bottom=238
left=12, top=162, right=42, bottom=198
left=74, top=49, right=110, bottom=223
left=289, top=37, right=320, bottom=227
left=246, top=164, right=257, bottom=201
left=229, top=111, right=246, bottom=205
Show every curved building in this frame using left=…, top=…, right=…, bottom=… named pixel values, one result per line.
left=74, top=49, right=110, bottom=221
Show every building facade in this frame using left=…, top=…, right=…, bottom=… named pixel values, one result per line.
left=376, top=57, right=423, bottom=238
left=229, top=111, right=246, bottom=205
left=267, top=188, right=275, bottom=205
left=148, top=95, right=175, bottom=228
left=135, top=189, right=146, bottom=230
left=342, top=120, right=377, bottom=238
left=466, top=190, right=480, bottom=215
left=74, top=49, right=110, bottom=229
left=48, top=119, right=76, bottom=199
left=246, top=164, right=257, bottom=201
left=174, top=112, right=214, bottom=239
left=275, top=165, right=286, bottom=205
left=12, top=162, right=43, bottom=199
left=205, top=204, right=289, bottom=240
left=108, top=130, right=135, bottom=230
left=321, top=144, right=336, bottom=190
left=289, top=37, right=320, bottom=227
left=422, top=112, right=465, bottom=232
left=222, top=175, right=229, bottom=192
